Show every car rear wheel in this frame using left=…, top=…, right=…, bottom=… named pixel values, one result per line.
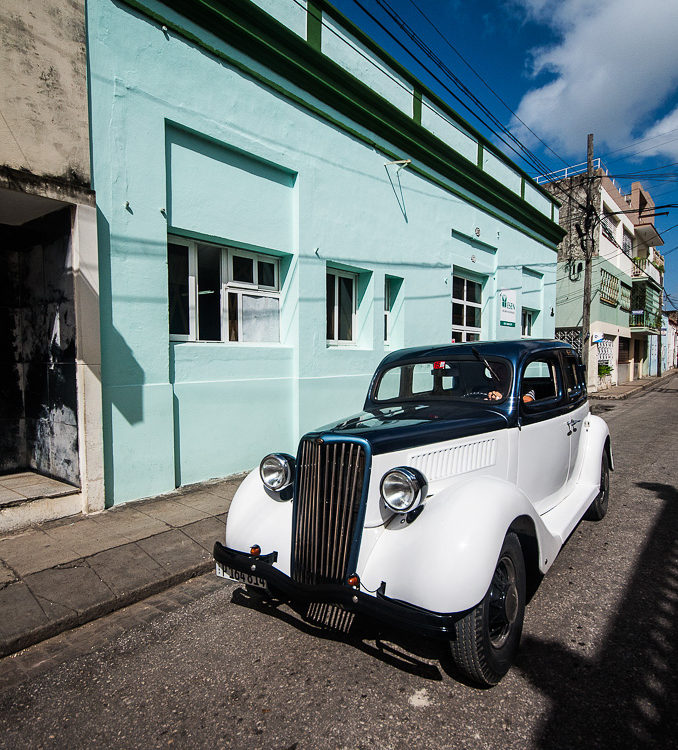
left=450, top=532, right=526, bottom=687
left=584, top=451, right=609, bottom=521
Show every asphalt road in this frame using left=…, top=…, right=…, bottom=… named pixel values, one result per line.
left=1, top=377, right=677, bottom=750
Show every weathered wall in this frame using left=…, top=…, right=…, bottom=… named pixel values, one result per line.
left=0, top=0, right=90, bottom=185
left=0, top=209, right=80, bottom=483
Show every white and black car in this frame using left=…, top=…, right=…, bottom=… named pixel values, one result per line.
left=214, top=340, right=612, bottom=686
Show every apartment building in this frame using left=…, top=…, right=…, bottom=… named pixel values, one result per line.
left=542, top=163, right=665, bottom=391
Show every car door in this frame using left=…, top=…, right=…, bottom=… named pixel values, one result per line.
left=517, top=354, right=571, bottom=514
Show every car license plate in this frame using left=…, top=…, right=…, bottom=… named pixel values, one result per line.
left=215, top=561, right=267, bottom=589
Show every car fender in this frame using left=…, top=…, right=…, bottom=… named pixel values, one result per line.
left=359, top=475, right=560, bottom=614
left=224, top=470, right=293, bottom=576
left=577, top=414, right=613, bottom=485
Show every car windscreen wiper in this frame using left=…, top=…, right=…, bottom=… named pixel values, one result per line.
left=471, top=347, right=501, bottom=384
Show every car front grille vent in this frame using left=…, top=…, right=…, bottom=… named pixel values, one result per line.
left=292, top=439, right=367, bottom=585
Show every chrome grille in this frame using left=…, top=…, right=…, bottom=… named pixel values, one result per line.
left=292, top=439, right=367, bottom=585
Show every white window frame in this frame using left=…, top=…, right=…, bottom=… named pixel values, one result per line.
left=167, top=238, right=196, bottom=342
left=327, top=268, right=357, bottom=345
left=452, top=274, right=482, bottom=343
left=522, top=308, right=534, bottom=337
left=168, top=236, right=280, bottom=344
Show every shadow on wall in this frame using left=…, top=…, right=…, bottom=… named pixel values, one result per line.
left=515, top=481, right=678, bottom=747
left=96, top=208, right=146, bottom=506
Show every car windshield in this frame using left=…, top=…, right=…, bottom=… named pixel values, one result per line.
left=373, top=356, right=512, bottom=404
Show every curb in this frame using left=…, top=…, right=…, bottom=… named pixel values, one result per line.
left=0, top=559, right=213, bottom=658
left=589, top=371, right=675, bottom=401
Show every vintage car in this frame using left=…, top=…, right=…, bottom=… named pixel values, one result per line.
left=214, top=340, right=612, bottom=686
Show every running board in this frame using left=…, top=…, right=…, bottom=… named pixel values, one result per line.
left=539, top=482, right=599, bottom=544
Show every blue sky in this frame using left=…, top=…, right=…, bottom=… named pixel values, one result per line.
left=328, top=0, right=678, bottom=306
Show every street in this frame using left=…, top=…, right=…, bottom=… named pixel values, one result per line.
left=1, top=378, right=676, bottom=750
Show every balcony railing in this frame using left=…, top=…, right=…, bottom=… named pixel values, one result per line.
left=630, top=311, right=660, bottom=330
left=631, top=257, right=662, bottom=285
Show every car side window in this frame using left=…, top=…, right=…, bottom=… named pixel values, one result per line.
left=521, top=356, right=563, bottom=412
left=562, top=354, right=585, bottom=402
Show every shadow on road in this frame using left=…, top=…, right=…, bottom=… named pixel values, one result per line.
left=231, top=587, right=446, bottom=682
left=515, top=481, right=678, bottom=748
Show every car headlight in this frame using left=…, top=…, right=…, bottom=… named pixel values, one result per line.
left=260, top=453, right=295, bottom=491
left=380, top=467, right=427, bottom=513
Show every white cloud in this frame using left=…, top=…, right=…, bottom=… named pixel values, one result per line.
left=510, top=0, right=678, bottom=161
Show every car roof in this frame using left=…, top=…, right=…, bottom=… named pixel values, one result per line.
left=378, top=339, right=576, bottom=369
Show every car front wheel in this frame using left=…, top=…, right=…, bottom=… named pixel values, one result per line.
left=450, top=532, right=526, bottom=687
left=584, top=451, right=610, bottom=521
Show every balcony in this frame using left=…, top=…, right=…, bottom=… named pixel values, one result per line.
left=631, top=257, right=662, bottom=285
left=630, top=310, right=660, bottom=331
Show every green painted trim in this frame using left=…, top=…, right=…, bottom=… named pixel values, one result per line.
left=521, top=177, right=525, bottom=200
left=477, top=144, right=483, bottom=169
left=310, top=0, right=558, bottom=205
left=306, top=1, right=322, bottom=51
left=412, top=87, right=422, bottom=125
left=117, top=0, right=562, bottom=247
left=550, top=200, right=554, bottom=221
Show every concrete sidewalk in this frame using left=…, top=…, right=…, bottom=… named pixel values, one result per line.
left=0, top=475, right=244, bottom=658
left=589, top=368, right=676, bottom=400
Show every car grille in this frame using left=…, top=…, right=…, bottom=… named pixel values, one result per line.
left=292, top=439, right=367, bottom=585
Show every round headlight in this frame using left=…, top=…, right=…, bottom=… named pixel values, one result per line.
left=380, top=467, right=427, bottom=513
left=260, top=453, right=294, bottom=491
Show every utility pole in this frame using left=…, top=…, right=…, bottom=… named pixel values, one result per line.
left=575, top=134, right=595, bottom=374
left=657, top=288, right=663, bottom=377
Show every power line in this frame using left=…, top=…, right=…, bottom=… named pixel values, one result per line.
left=598, top=127, right=678, bottom=160
left=349, top=0, right=558, bottom=177
left=400, top=0, right=569, bottom=168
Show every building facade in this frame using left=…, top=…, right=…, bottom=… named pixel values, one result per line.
left=0, top=1, right=104, bottom=531
left=87, top=0, right=563, bottom=507
left=543, top=164, right=665, bottom=390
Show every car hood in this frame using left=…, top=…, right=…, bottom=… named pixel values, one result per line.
left=311, top=403, right=509, bottom=454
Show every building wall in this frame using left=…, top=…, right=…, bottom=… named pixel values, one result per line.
left=0, top=0, right=90, bottom=183
left=88, top=0, right=560, bottom=504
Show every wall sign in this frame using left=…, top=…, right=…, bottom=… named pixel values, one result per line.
left=592, top=332, right=604, bottom=344
left=499, top=289, right=517, bottom=327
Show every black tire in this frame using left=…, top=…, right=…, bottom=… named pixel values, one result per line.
left=450, top=532, right=526, bottom=687
left=584, top=451, right=609, bottom=521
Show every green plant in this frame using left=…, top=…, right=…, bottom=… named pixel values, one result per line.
left=598, top=363, right=614, bottom=377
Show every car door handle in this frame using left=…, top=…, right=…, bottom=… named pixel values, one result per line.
left=567, top=418, right=581, bottom=434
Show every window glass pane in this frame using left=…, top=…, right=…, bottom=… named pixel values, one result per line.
left=228, top=292, right=238, bottom=342
left=411, top=363, right=432, bottom=394
left=376, top=367, right=401, bottom=400
left=452, top=303, right=464, bottom=326
left=466, top=306, right=481, bottom=328
left=258, top=260, right=275, bottom=288
left=467, top=280, right=482, bottom=303
left=168, top=243, right=189, bottom=336
left=563, top=356, right=579, bottom=396
left=452, top=276, right=465, bottom=300
left=466, top=333, right=480, bottom=342
left=197, top=245, right=221, bottom=341
left=337, top=275, right=353, bottom=341
left=232, top=255, right=254, bottom=284
left=241, top=294, right=279, bottom=342
left=326, top=273, right=335, bottom=339
left=523, top=359, right=559, bottom=399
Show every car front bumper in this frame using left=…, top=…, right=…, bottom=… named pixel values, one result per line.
left=213, top=541, right=465, bottom=638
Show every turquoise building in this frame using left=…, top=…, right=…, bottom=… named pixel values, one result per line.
left=87, top=0, right=563, bottom=505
